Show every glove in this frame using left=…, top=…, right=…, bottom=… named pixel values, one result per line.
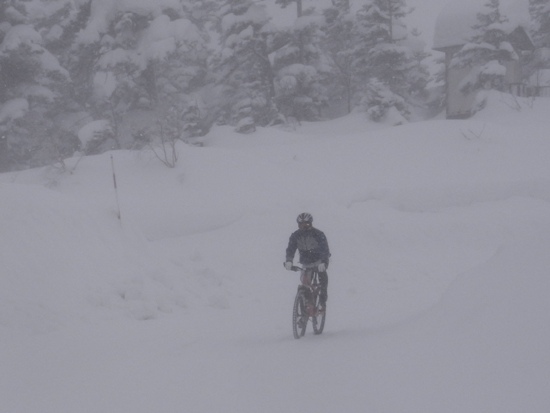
left=318, top=263, right=326, bottom=272
left=284, top=261, right=293, bottom=271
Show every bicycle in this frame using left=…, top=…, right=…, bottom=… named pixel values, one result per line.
left=289, top=264, right=326, bottom=339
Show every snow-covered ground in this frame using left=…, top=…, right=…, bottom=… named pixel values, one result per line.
left=2, top=92, right=550, bottom=412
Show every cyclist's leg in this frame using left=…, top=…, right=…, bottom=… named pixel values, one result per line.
left=318, top=271, right=328, bottom=308
left=303, top=268, right=314, bottom=301
left=301, top=267, right=312, bottom=284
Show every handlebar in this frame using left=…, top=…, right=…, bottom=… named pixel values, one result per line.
left=284, top=262, right=303, bottom=272
left=283, top=263, right=320, bottom=272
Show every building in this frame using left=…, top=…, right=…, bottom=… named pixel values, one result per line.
left=433, top=0, right=534, bottom=118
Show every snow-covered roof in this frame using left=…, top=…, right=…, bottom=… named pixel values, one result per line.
left=433, top=0, right=531, bottom=50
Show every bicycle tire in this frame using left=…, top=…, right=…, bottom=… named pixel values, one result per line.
left=312, top=307, right=325, bottom=335
left=292, top=291, right=308, bottom=339
left=312, top=293, right=326, bottom=335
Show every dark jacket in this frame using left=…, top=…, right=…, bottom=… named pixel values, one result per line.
left=286, top=227, right=331, bottom=265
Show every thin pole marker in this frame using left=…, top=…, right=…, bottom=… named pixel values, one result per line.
left=111, top=155, right=122, bottom=221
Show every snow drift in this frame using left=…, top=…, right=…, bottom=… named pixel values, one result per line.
left=2, top=91, right=550, bottom=412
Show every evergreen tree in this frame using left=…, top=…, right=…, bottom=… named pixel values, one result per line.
left=352, top=0, right=427, bottom=121
left=275, top=0, right=304, bottom=18
left=530, top=0, right=550, bottom=47
left=272, top=10, right=328, bottom=122
left=49, top=0, right=94, bottom=107
left=213, top=1, right=279, bottom=132
left=322, top=3, right=356, bottom=114
left=526, top=0, right=550, bottom=97
left=451, top=0, right=517, bottom=93
left=181, top=0, right=222, bottom=32
left=0, top=23, right=76, bottom=170
left=140, top=13, right=210, bottom=143
left=72, top=2, right=212, bottom=147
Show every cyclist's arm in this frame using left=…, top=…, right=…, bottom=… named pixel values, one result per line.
left=285, top=233, right=298, bottom=262
left=317, top=231, right=331, bottom=264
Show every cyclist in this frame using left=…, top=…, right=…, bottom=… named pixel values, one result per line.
left=284, top=213, right=331, bottom=312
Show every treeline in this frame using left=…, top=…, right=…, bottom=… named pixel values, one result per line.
left=0, top=0, right=549, bottom=171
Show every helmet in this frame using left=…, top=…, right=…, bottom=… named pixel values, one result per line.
left=296, top=212, right=313, bottom=224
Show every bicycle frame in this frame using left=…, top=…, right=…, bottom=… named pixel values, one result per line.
left=299, top=268, right=322, bottom=317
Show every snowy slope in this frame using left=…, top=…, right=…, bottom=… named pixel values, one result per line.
left=2, top=92, right=550, bottom=412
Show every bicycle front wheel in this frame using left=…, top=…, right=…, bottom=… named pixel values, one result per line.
left=292, top=291, right=308, bottom=339
left=312, top=307, right=325, bottom=335
left=311, top=295, right=327, bottom=334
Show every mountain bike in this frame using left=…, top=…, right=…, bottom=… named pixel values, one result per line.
left=290, top=264, right=326, bottom=339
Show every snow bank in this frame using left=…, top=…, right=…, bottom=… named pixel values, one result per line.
left=2, top=92, right=550, bottom=413
left=0, top=183, right=189, bottom=332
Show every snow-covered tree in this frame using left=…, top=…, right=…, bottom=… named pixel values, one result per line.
left=47, top=0, right=94, bottom=106
left=180, top=0, right=222, bottom=31
left=0, top=23, right=77, bottom=170
left=352, top=0, right=427, bottom=121
left=361, top=78, right=408, bottom=122
left=451, top=0, right=517, bottom=93
left=273, top=11, right=329, bottom=122
left=0, top=0, right=27, bottom=28
left=213, top=1, right=279, bottom=132
left=530, top=0, right=550, bottom=47
left=138, top=13, right=209, bottom=117
left=275, top=0, right=304, bottom=18
left=529, top=0, right=550, bottom=91
left=322, top=3, right=356, bottom=114
left=71, top=1, right=211, bottom=148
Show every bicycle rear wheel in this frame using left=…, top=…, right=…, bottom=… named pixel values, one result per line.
left=292, top=291, right=308, bottom=339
